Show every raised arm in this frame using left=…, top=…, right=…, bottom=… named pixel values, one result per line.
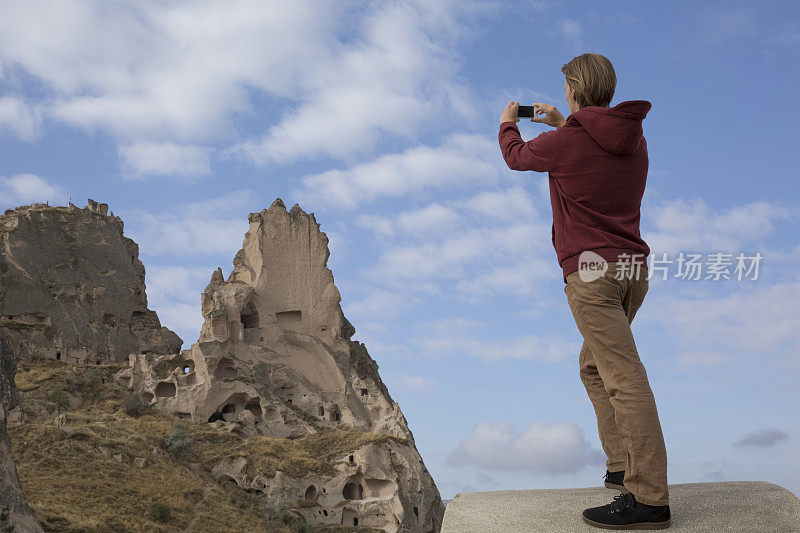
left=498, top=121, right=563, bottom=172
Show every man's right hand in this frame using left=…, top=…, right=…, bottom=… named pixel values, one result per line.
left=531, top=103, right=566, bottom=128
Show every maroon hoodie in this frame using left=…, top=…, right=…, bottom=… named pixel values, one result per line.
left=499, top=100, right=652, bottom=282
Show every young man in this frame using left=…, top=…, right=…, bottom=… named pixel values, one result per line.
left=498, top=53, right=671, bottom=530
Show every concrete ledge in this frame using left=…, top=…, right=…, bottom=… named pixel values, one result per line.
left=442, top=481, right=800, bottom=532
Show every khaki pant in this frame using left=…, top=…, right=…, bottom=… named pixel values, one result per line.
left=564, top=262, right=669, bottom=506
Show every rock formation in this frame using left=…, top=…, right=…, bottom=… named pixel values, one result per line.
left=1, top=332, right=43, bottom=533
left=0, top=201, right=182, bottom=364
left=117, top=199, right=445, bottom=532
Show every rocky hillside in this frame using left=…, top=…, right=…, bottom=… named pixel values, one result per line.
left=0, top=200, right=182, bottom=364
left=0, top=199, right=444, bottom=532
left=117, top=199, right=444, bottom=532
left=8, top=357, right=393, bottom=531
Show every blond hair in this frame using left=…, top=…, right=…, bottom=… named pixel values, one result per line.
left=561, top=53, right=616, bottom=109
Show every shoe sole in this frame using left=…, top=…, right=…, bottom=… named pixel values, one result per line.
left=582, top=515, right=671, bottom=529
left=604, top=482, right=630, bottom=493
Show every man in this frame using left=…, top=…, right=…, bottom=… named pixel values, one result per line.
left=498, top=53, right=671, bottom=530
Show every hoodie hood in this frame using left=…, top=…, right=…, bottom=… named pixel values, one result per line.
left=566, top=100, right=651, bottom=155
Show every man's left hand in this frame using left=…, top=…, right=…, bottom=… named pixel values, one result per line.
left=500, top=101, right=519, bottom=124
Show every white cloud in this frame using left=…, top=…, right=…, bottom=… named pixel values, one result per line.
left=671, top=351, right=734, bottom=369
left=295, top=133, right=503, bottom=210
left=364, top=221, right=549, bottom=286
left=646, top=277, right=800, bottom=362
left=557, top=18, right=583, bottom=50
left=697, top=8, right=755, bottom=46
left=0, top=173, right=66, bottom=208
left=122, top=190, right=257, bottom=256
left=383, top=373, right=437, bottom=393
left=119, top=142, right=211, bottom=180
left=357, top=204, right=460, bottom=239
left=228, top=1, right=484, bottom=164
left=355, top=214, right=396, bottom=238
left=0, top=97, right=42, bottom=141
left=762, top=29, right=800, bottom=47
left=643, top=198, right=794, bottom=254
left=355, top=186, right=540, bottom=239
left=447, top=419, right=603, bottom=475
left=454, top=186, right=541, bottom=223
left=454, top=258, right=554, bottom=299
left=734, top=428, right=789, bottom=448
left=345, top=187, right=556, bottom=334
left=343, top=287, right=418, bottom=322
left=0, top=1, right=335, bottom=141
left=0, top=0, right=488, bottom=166
left=144, top=265, right=213, bottom=344
left=475, top=472, right=499, bottom=487
left=413, top=318, right=574, bottom=362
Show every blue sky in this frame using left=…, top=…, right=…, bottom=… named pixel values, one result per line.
left=1, top=0, right=799, bottom=501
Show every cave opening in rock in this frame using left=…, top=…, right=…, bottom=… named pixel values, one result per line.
left=276, top=310, right=302, bottom=324
left=304, top=485, right=317, bottom=500
left=172, top=357, right=195, bottom=374
left=279, top=384, right=295, bottom=404
left=241, top=301, right=259, bottom=343
left=342, top=482, right=364, bottom=500
left=241, top=302, right=259, bottom=328
left=341, top=508, right=359, bottom=526
left=155, top=382, right=176, bottom=398
left=245, top=402, right=262, bottom=421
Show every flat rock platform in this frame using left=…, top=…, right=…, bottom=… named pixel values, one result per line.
left=441, top=481, right=800, bottom=532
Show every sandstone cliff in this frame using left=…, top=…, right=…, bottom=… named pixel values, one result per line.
left=0, top=201, right=182, bottom=364
left=116, top=198, right=445, bottom=532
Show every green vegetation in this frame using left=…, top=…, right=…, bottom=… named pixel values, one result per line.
left=252, top=360, right=272, bottom=397
left=148, top=501, right=171, bottom=523
left=45, top=388, right=69, bottom=413
left=163, top=420, right=194, bottom=461
left=122, top=393, right=153, bottom=417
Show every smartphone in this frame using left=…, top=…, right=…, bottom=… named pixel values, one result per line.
left=517, top=105, right=539, bottom=119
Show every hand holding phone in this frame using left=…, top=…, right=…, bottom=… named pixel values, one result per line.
left=500, top=101, right=520, bottom=123
left=517, top=105, right=539, bottom=118
left=525, top=102, right=566, bottom=128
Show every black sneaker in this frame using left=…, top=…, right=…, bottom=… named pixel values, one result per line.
left=582, top=492, right=671, bottom=530
left=603, top=469, right=628, bottom=493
